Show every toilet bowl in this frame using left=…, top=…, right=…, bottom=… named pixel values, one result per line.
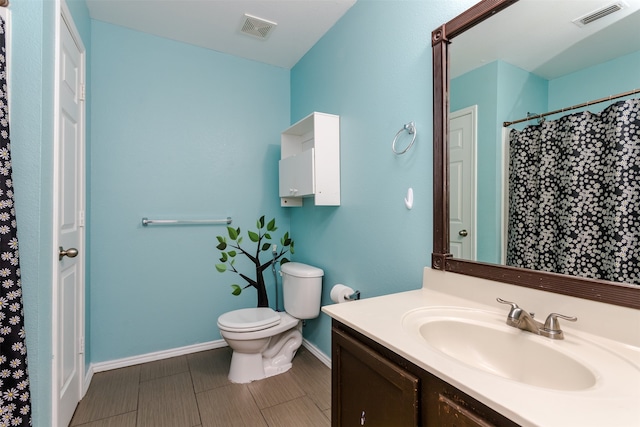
left=217, top=262, right=323, bottom=383
left=218, top=308, right=302, bottom=383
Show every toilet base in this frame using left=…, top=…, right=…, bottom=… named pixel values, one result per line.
left=228, top=352, right=270, bottom=384
left=227, top=326, right=303, bottom=384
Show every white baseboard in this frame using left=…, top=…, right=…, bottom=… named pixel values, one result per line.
left=82, top=366, right=93, bottom=398
left=302, top=339, right=331, bottom=368
left=82, top=338, right=331, bottom=396
left=83, top=340, right=228, bottom=396
left=90, top=340, right=228, bottom=373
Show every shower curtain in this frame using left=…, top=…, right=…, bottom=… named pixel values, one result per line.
left=506, top=98, right=640, bottom=285
left=0, top=16, right=32, bottom=426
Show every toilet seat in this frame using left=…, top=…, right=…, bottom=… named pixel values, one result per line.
left=217, top=307, right=281, bottom=332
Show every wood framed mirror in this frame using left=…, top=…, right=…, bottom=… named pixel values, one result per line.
left=431, top=0, right=640, bottom=309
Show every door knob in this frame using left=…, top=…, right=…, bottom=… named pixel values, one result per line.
left=458, top=229, right=468, bottom=237
left=59, top=247, right=79, bottom=261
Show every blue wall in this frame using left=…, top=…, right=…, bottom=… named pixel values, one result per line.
left=496, top=61, right=548, bottom=131
left=549, top=49, right=640, bottom=110
left=289, top=0, right=477, bottom=355
left=88, top=21, right=290, bottom=362
left=11, top=1, right=56, bottom=425
left=88, top=0, right=479, bottom=364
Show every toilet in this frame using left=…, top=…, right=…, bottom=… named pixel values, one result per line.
left=217, top=262, right=324, bottom=383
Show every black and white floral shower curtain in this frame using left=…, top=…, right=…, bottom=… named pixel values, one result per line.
left=0, top=16, right=32, bottom=427
left=506, top=98, right=640, bottom=285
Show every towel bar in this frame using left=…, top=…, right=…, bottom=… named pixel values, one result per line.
left=141, top=217, right=232, bottom=226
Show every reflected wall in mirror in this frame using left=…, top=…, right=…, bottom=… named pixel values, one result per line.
left=432, top=0, right=640, bottom=309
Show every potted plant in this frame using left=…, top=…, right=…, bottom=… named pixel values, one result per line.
left=215, top=215, right=294, bottom=308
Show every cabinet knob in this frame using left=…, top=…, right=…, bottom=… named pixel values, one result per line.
left=289, top=188, right=298, bottom=195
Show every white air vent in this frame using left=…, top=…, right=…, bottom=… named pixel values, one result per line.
left=240, top=14, right=277, bottom=40
left=573, top=2, right=626, bottom=27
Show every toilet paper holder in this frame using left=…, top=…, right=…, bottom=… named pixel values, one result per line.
left=347, top=290, right=361, bottom=301
left=330, top=284, right=362, bottom=303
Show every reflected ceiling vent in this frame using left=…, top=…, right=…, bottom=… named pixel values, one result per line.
left=240, top=14, right=277, bottom=40
left=572, top=2, right=626, bottom=27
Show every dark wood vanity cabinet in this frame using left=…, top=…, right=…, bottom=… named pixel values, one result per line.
left=332, top=327, right=420, bottom=426
left=332, top=320, right=520, bottom=427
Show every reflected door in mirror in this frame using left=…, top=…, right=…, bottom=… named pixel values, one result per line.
left=449, top=106, right=477, bottom=260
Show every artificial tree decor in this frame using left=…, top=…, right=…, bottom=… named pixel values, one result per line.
left=215, top=216, right=294, bottom=307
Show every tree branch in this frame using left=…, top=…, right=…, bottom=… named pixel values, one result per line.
left=239, top=273, right=258, bottom=288
left=230, top=243, right=259, bottom=266
left=258, top=251, right=286, bottom=273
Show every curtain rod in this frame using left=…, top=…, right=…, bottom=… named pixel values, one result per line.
left=503, top=87, right=640, bottom=127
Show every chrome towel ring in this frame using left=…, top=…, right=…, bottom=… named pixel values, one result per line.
left=392, top=121, right=417, bottom=155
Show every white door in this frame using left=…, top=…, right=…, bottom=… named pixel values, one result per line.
left=449, top=106, right=476, bottom=260
left=54, top=5, right=85, bottom=426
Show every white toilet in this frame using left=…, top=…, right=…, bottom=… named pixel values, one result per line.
left=217, top=262, right=324, bottom=383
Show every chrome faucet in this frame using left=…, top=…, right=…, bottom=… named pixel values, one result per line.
left=497, top=298, right=577, bottom=340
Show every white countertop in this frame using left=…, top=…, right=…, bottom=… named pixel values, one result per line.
left=322, top=268, right=640, bottom=427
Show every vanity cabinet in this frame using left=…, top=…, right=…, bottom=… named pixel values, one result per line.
left=333, top=328, right=419, bottom=426
left=279, top=112, right=340, bottom=207
left=332, top=321, right=519, bottom=427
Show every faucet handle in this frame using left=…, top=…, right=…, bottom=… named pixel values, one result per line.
left=542, top=313, right=577, bottom=339
left=496, top=298, right=525, bottom=322
left=544, top=313, right=577, bottom=330
left=496, top=297, right=519, bottom=309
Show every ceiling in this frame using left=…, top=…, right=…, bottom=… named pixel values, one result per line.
left=85, top=0, right=639, bottom=76
left=86, top=0, right=357, bottom=69
left=451, top=0, right=640, bottom=80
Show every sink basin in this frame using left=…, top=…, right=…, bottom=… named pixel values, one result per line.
left=403, top=308, right=597, bottom=391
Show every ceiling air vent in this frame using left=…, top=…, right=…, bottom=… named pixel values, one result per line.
left=573, top=2, right=626, bottom=27
left=240, top=14, right=277, bottom=40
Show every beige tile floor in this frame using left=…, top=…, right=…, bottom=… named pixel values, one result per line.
left=70, top=346, right=331, bottom=427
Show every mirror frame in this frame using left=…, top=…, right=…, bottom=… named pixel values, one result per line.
left=431, top=0, right=640, bottom=310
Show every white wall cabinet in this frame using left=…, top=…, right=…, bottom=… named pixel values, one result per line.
left=279, top=112, right=340, bottom=207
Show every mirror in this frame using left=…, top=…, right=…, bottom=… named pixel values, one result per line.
left=431, top=0, right=640, bottom=309
left=450, top=1, right=640, bottom=267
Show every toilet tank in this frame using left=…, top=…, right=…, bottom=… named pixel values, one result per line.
left=281, top=262, right=324, bottom=319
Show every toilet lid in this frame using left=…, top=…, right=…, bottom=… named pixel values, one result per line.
left=218, top=307, right=281, bottom=332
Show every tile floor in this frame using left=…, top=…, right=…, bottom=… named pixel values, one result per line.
left=69, top=346, right=331, bottom=427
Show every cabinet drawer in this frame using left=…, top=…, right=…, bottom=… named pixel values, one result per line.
left=436, top=394, right=496, bottom=427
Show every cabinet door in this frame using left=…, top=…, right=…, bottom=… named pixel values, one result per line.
left=333, top=329, right=419, bottom=427
left=279, top=148, right=315, bottom=198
